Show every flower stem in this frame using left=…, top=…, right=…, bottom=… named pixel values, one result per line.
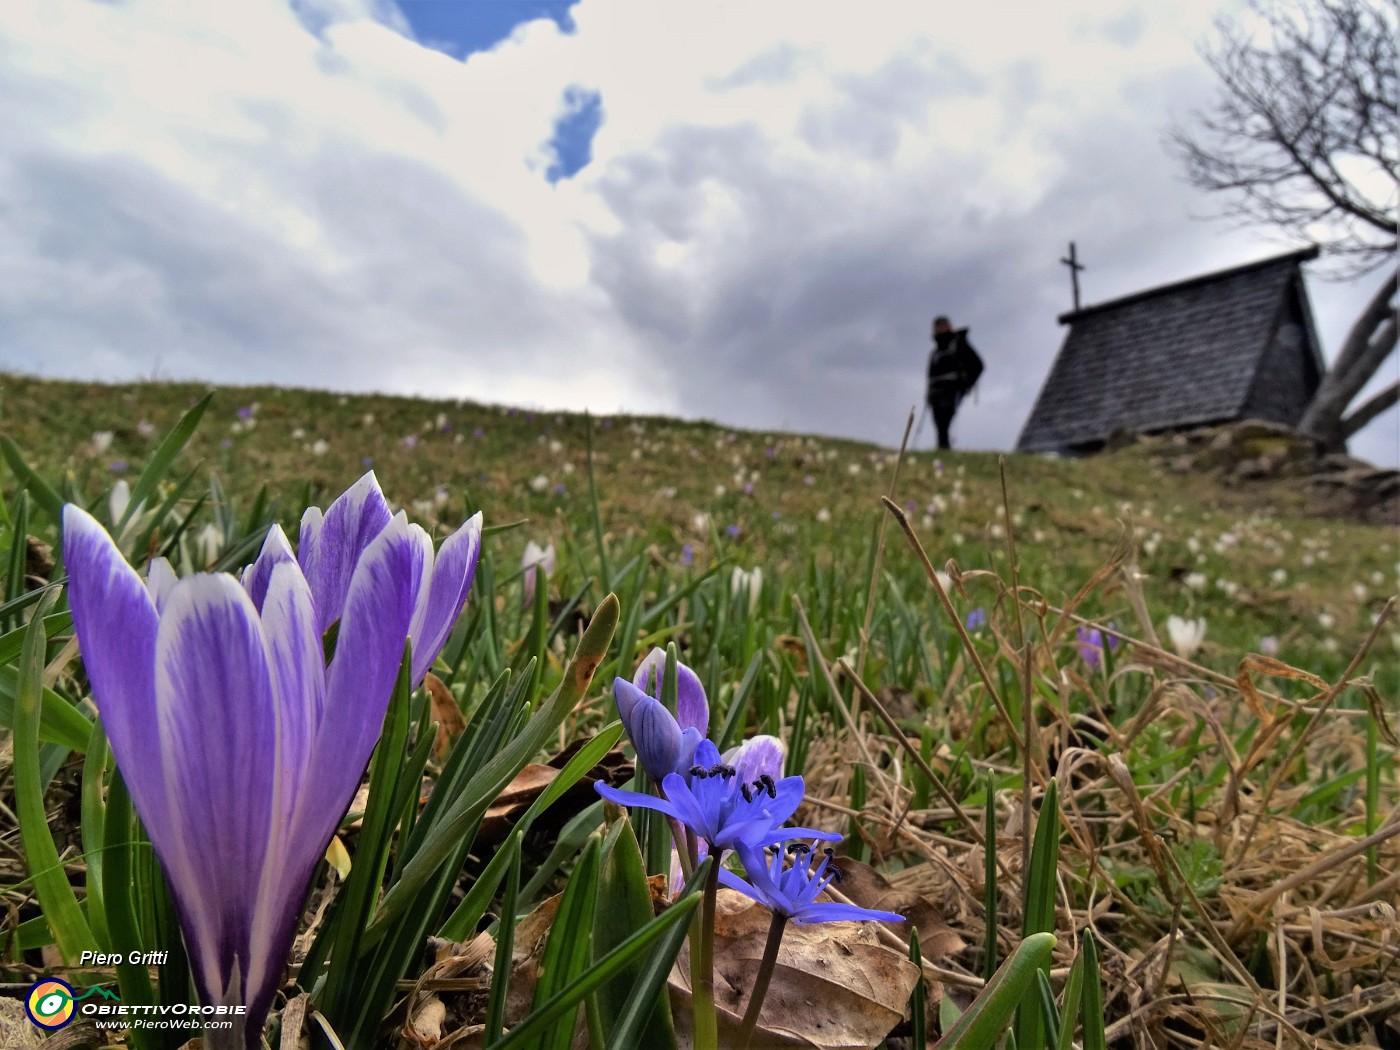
left=736, top=910, right=788, bottom=1050
left=691, top=850, right=722, bottom=1050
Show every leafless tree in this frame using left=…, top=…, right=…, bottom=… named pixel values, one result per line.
left=1170, top=0, right=1398, bottom=451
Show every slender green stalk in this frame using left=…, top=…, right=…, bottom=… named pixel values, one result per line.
left=691, top=852, right=722, bottom=1050
left=736, top=910, right=788, bottom=1050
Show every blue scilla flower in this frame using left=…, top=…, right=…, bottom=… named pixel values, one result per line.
left=596, top=740, right=835, bottom=855
left=726, top=840, right=905, bottom=925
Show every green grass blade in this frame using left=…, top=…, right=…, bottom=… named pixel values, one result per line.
left=593, top=817, right=676, bottom=1047
left=531, top=834, right=602, bottom=1050
left=935, top=932, right=1056, bottom=1050
left=605, top=857, right=712, bottom=1050
left=1080, top=930, right=1107, bottom=1050
left=984, top=772, right=998, bottom=982
left=12, top=593, right=96, bottom=960
left=0, top=436, right=64, bottom=521
left=1054, top=941, right=1085, bottom=1050
left=484, top=832, right=524, bottom=1044
left=365, top=594, right=619, bottom=946
left=909, top=928, right=927, bottom=1050
left=1016, top=779, right=1060, bottom=1050
left=0, top=664, right=92, bottom=751
left=115, top=393, right=212, bottom=534
left=489, top=891, right=702, bottom=1050
left=1036, top=969, right=1061, bottom=1048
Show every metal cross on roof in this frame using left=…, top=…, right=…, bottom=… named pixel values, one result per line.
left=1060, top=241, right=1085, bottom=312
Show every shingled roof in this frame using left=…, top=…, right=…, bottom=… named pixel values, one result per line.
left=1017, top=247, right=1325, bottom=453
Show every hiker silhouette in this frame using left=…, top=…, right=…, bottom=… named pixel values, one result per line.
left=924, top=315, right=984, bottom=450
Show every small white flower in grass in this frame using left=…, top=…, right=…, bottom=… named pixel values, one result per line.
left=109, top=480, right=133, bottom=523
left=693, top=512, right=710, bottom=534
left=714, top=485, right=726, bottom=498
left=1166, top=615, right=1207, bottom=659
left=1317, top=611, right=1336, bottom=630
left=92, top=431, right=114, bottom=453
left=530, top=475, right=549, bottom=493
left=1259, top=636, right=1280, bottom=657
left=1216, top=578, right=1239, bottom=598
left=816, top=508, right=831, bottom=524
left=292, top=428, right=305, bottom=440
left=1323, top=637, right=1338, bottom=652
left=731, top=567, right=763, bottom=612
left=934, top=571, right=952, bottom=592
left=1185, top=572, right=1207, bottom=591
left=521, top=541, right=555, bottom=607
left=847, top=463, right=862, bottom=475
left=1352, top=583, right=1368, bottom=600
left=1271, top=568, right=1288, bottom=585
left=195, top=523, right=224, bottom=567
left=136, top=419, right=156, bottom=439
left=310, top=439, right=329, bottom=457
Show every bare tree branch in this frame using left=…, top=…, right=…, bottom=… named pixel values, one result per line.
left=1169, top=0, right=1399, bottom=278
left=1342, top=381, right=1400, bottom=440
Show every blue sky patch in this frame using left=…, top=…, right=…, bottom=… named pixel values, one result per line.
left=547, top=87, right=603, bottom=182
left=396, top=0, right=578, bottom=59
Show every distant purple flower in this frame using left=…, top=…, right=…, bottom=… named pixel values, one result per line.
left=934, top=459, right=944, bottom=474
left=803, top=475, right=815, bottom=486
left=402, top=435, right=417, bottom=451
left=680, top=544, right=694, bottom=566
left=725, top=840, right=904, bottom=925
left=965, top=608, right=987, bottom=631
left=743, top=483, right=754, bottom=496
left=765, top=446, right=777, bottom=459
left=553, top=483, right=567, bottom=495
left=236, top=405, right=254, bottom=421
left=62, top=493, right=479, bottom=1049
left=1076, top=625, right=1107, bottom=670
left=361, top=457, right=373, bottom=468
left=472, top=427, right=484, bottom=438
left=108, top=459, right=129, bottom=472
left=221, top=439, right=234, bottom=450
left=771, top=511, right=781, bottom=520
left=726, top=524, right=741, bottom=538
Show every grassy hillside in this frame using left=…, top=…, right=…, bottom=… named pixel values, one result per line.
left=1, top=372, right=1396, bottom=1048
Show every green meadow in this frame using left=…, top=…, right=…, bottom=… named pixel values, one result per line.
left=1, top=372, right=1396, bottom=1049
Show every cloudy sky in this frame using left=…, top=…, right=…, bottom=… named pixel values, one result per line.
left=3, top=0, right=1396, bottom=465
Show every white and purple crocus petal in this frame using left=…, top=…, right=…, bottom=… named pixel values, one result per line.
left=405, top=512, right=482, bottom=685
left=634, top=647, right=709, bottom=738
left=64, top=504, right=431, bottom=1050
left=297, top=472, right=393, bottom=635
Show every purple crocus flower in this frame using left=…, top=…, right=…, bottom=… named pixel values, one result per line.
left=288, top=472, right=482, bottom=684
left=63, top=500, right=473, bottom=1050
left=596, top=740, right=834, bottom=854
left=725, top=840, right=905, bottom=925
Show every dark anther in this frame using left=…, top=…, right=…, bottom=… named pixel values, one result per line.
left=689, top=765, right=709, bottom=778
left=710, top=762, right=736, bottom=779
left=787, top=843, right=810, bottom=855
left=757, top=774, right=777, bottom=798
left=740, top=783, right=754, bottom=803
left=829, top=865, right=844, bottom=883
left=823, top=847, right=834, bottom=857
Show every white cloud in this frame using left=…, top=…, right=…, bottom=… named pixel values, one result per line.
left=0, top=0, right=1393, bottom=465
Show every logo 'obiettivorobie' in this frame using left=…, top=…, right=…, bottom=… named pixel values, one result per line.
left=25, top=980, right=122, bottom=1031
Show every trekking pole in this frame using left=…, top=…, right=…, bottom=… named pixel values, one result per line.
left=912, top=404, right=929, bottom=449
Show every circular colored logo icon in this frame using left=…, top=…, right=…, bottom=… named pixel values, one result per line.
left=26, top=979, right=76, bottom=1030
